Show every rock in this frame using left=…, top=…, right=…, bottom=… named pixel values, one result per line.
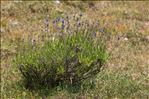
left=55, top=0, right=60, bottom=4
left=124, top=37, right=128, bottom=41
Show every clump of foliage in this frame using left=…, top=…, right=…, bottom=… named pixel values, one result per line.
left=14, top=32, right=108, bottom=91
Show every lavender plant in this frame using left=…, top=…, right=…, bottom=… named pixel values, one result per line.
left=14, top=13, right=109, bottom=91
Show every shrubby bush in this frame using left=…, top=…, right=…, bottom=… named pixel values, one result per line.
left=14, top=32, right=109, bottom=91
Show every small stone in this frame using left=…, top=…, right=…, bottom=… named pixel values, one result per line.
left=55, top=0, right=60, bottom=4
left=124, top=37, right=128, bottom=41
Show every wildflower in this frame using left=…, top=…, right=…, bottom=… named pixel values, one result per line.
left=96, top=20, right=100, bottom=27
left=45, top=28, right=48, bottom=33
left=56, top=17, right=60, bottom=22
left=55, top=17, right=60, bottom=23
left=45, top=18, right=49, bottom=27
left=53, top=19, right=57, bottom=29
left=61, top=19, right=65, bottom=30
left=62, top=25, right=65, bottom=30
left=92, top=32, right=96, bottom=38
left=62, top=19, right=64, bottom=24
left=44, top=16, right=49, bottom=32
left=99, top=28, right=104, bottom=33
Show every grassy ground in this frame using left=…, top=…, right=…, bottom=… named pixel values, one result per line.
left=1, top=1, right=149, bottom=99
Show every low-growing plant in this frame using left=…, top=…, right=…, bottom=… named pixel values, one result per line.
left=14, top=32, right=109, bottom=91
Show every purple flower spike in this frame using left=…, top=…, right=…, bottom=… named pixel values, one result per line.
left=57, top=17, right=60, bottom=21
left=99, top=28, right=104, bottom=33
left=45, top=18, right=49, bottom=26
left=62, top=26, right=64, bottom=30
left=61, top=19, right=65, bottom=30
left=93, top=32, right=96, bottom=38
left=62, top=19, right=64, bottom=24
left=45, top=28, right=48, bottom=33
left=44, top=17, right=49, bottom=32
